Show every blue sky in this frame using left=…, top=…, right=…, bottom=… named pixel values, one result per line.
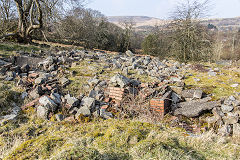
left=87, top=0, right=240, bottom=19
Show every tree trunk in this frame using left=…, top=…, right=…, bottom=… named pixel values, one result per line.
left=14, top=0, right=42, bottom=43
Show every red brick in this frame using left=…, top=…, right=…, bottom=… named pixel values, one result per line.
left=64, top=104, right=72, bottom=109
left=101, top=105, right=109, bottom=109
left=115, top=97, right=123, bottom=101
left=150, top=106, right=165, bottom=109
left=46, top=85, right=52, bottom=90
left=29, top=73, right=39, bottom=78
left=153, top=109, right=164, bottom=113
left=104, top=98, right=110, bottom=102
left=21, top=97, right=40, bottom=110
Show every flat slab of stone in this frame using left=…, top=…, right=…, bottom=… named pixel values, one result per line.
left=174, top=97, right=220, bottom=117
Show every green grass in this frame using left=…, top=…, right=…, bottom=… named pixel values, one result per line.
left=184, top=65, right=240, bottom=100
left=0, top=81, right=23, bottom=116
left=0, top=117, right=239, bottom=160
left=0, top=43, right=41, bottom=57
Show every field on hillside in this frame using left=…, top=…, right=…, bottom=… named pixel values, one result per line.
left=0, top=43, right=240, bottom=160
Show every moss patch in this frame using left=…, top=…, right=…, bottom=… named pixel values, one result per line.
left=184, top=66, right=240, bottom=100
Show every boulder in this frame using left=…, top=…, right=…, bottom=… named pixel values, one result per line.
left=223, top=113, right=239, bottom=125
left=110, top=74, right=130, bottom=88
left=39, top=96, right=57, bottom=111
left=181, top=89, right=195, bottom=98
left=221, top=105, right=234, bottom=113
left=37, top=105, right=49, bottom=119
left=59, top=77, right=70, bottom=87
left=29, top=86, right=43, bottom=99
left=55, top=114, right=65, bottom=121
left=80, top=97, right=95, bottom=111
left=218, top=124, right=232, bottom=136
left=174, top=97, right=220, bottom=117
left=50, top=93, right=61, bottom=104
left=126, top=50, right=134, bottom=57
left=193, top=90, right=203, bottom=99
left=65, top=94, right=79, bottom=107
left=75, top=106, right=91, bottom=117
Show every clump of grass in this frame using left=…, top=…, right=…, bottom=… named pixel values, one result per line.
left=0, top=83, right=22, bottom=116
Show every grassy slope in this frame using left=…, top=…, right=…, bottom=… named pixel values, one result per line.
left=183, top=64, right=240, bottom=100
left=1, top=116, right=240, bottom=160
left=0, top=43, right=240, bottom=159
left=0, top=43, right=41, bottom=58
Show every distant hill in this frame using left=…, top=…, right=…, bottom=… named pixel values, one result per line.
left=201, top=17, right=240, bottom=32
left=108, top=16, right=240, bottom=32
left=107, top=16, right=169, bottom=31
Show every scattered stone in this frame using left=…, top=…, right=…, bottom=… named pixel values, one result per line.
left=223, top=113, right=239, bottom=125
left=21, top=64, right=30, bottom=73
left=29, top=86, right=43, bottom=99
left=193, top=90, right=203, bottom=99
left=76, top=106, right=91, bottom=117
left=55, top=114, right=64, bottom=121
left=80, top=97, right=95, bottom=110
left=59, top=77, right=70, bottom=86
left=88, top=78, right=100, bottom=87
left=193, top=78, right=200, bottom=82
left=208, top=71, right=217, bottom=76
left=37, top=105, right=49, bottom=119
left=126, top=50, right=134, bottom=57
left=221, top=105, right=234, bottom=113
left=218, top=124, right=232, bottom=136
left=232, top=101, right=240, bottom=107
left=122, top=67, right=129, bottom=75
left=100, top=109, right=113, bottom=119
left=110, top=74, right=130, bottom=88
left=233, top=123, right=240, bottom=136
left=39, top=96, right=57, bottom=111
left=35, top=77, right=47, bottom=84
left=50, top=93, right=61, bottom=104
left=65, top=94, right=79, bottom=108
left=21, top=92, right=28, bottom=100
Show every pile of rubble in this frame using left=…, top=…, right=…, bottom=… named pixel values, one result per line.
left=0, top=49, right=240, bottom=136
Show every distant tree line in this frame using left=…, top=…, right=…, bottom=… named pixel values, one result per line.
left=141, top=0, right=240, bottom=62
left=1, top=0, right=239, bottom=61
left=0, top=0, right=143, bottom=52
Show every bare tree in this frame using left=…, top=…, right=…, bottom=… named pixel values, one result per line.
left=0, top=0, right=86, bottom=42
left=169, top=0, right=214, bottom=62
left=0, top=0, right=16, bottom=35
left=119, top=19, right=136, bottom=51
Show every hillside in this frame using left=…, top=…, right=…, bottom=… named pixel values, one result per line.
left=108, top=16, right=240, bottom=32
left=107, top=16, right=169, bottom=31
left=0, top=43, right=240, bottom=159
